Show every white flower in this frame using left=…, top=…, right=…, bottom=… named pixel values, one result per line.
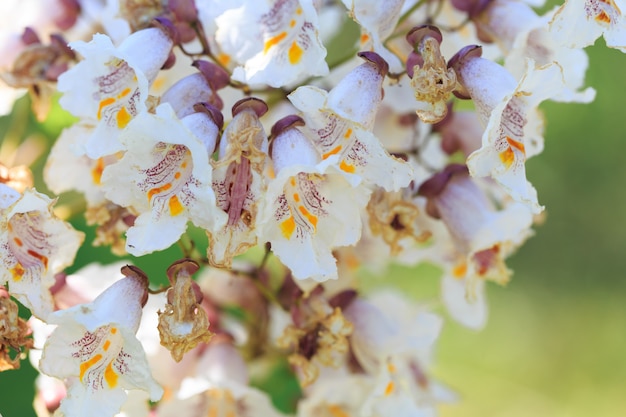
left=289, top=52, right=413, bottom=192
left=57, top=28, right=172, bottom=158
left=101, top=103, right=226, bottom=256
left=0, top=189, right=84, bottom=319
left=550, top=0, right=626, bottom=52
left=450, top=46, right=566, bottom=213
left=39, top=267, right=163, bottom=417
left=258, top=116, right=371, bottom=282
left=341, top=0, right=407, bottom=72
left=215, top=0, right=328, bottom=87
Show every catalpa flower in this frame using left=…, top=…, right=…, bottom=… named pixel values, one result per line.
left=157, top=340, right=287, bottom=417
left=207, top=98, right=270, bottom=268
left=341, top=0, right=407, bottom=72
left=0, top=189, right=84, bottom=319
left=259, top=116, right=371, bottom=282
left=39, top=266, right=163, bottom=417
left=474, top=0, right=595, bottom=103
left=449, top=46, right=565, bottom=213
left=101, top=103, right=226, bottom=256
left=215, top=0, right=328, bottom=87
left=549, top=0, right=626, bottom=52
left=419, top=165, right=534, bottom=328
left=57, top=27, right=173, bottom=158
left=289, top=52, right=413, bottom=192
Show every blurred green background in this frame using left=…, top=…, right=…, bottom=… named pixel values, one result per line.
left=1, top=30, right=626, bottom=417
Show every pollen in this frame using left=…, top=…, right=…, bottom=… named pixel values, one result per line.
left=169, top=195, right=184, bottom=216
left=264, top=31, right=287, bottom=54
left=280, top=215, right=296, bottom=239
left=288, top=41, right=303, bottom=64
left=116, top=106, right=132, bottom=129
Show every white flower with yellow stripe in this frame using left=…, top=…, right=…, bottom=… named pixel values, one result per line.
left=39, top=266, right=163, bottom=417
left=215, top=0, right=328, bottom=87
left=449, top=46, right=566, bottom=213
left=258, top=116, right=371, bottom=282
left=288, top=52, right=413, bottom=192
left=57, top=27, right=173, bottom=158
left=0, top=188, right=84, bottom=320
left=101, top=103, right=226, bottom=256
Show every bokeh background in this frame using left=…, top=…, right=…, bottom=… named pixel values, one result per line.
left=1, top=19, right=625, bottom=417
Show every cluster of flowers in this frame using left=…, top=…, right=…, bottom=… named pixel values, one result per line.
left=1, top=0, right=623, bottom=415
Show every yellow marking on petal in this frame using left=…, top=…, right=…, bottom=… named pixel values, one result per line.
left=181, top=161, right=188, bottom=168
left=97, top=97, right=115, bottom=120
left=174, top=172, right=181, bottom=180
left=116, top=106, right=132, bottom=129
left=298, top=205, right=318, bottom=229
left=596, top=10, right=611, bottom=22
left=91, top=157, right=105, bottom=185
left=293, top=193, right=300, bottom=202
left=296, top=7, right=302, bottom=14
left=506, top=136, right=526, bottom=154
left=104, top=361, right=119, bottom=388
left=452, top=262, right=467, bottom=279
left=11, top=263, right=25, bottom=281
left=169, top=195, right=184, bottom=216
left=79, top=353, right=103, bottom=381
left=322, top=145, right=342, bottom=160
left=110, top=327, right=117, bottom=334
left=280, top=215, right=296, bottom=239
left=360, top=33, right=370, bottom=44
left=13, top=237, right=23, bottom=247
left=290, top=19, right=296, bottom=28
left=290, top=177, right=296, bottom=186
left=288, top=41, right=303, bottom=64
left=147, top=183, right=172, bottom=200
left=499, top=147, right=515, bottom=169
left=328, top=405, right=351, bottom=417
left=208, top=405, right=218, bottom=417
left=217, top=53, right=231, bottom=66
left=152, top=76, right=166, bottom=91
left=27, top=250, right=48, bottom=269
left=264, top=31, right=287, bottom=54
left=103, top=340, right=111, bottom=351
left=118, top=87, right=131, bottom=98
left=387, top=362, right=396, bottom=374
left=339, top=160, right=356, bottom=173
left=384, top=381, right=395, bottom=396
left=344, top=128, right=353, bottom=139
